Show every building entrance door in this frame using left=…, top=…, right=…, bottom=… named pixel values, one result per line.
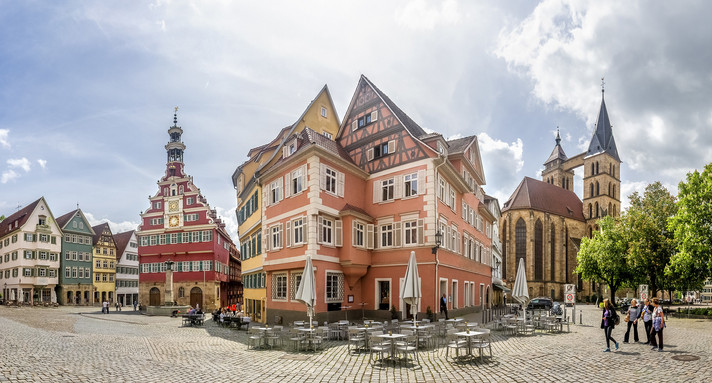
left=149, top=287, right=161, bottom=306
left=190, top=287, right=203, bottom=309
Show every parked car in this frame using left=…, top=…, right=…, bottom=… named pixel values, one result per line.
left=527, top=297, right=553, bottom=311
left=550, top=302, right=563, bottom=316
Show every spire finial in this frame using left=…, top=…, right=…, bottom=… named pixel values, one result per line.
left=555, top=127, right=561, bottom=145
left=601, top=77, right=605, bottom=97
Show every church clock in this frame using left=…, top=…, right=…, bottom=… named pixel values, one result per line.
left=168, top=215, right=180, bottom=227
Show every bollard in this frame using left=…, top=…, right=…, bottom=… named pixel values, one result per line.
left=579, top=310, right=582, bottom=324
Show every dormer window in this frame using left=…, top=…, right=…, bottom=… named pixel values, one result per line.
left=38, top=216, right=47, bottom=226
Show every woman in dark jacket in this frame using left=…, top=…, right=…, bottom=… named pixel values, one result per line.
left=601, top=298, right=619, bottom=352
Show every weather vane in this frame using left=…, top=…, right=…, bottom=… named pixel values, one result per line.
left=175, top=106, right=179, bottom=113
left=601, top=77, right=605, bottom=93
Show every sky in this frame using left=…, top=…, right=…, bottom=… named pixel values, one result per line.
left=1, top=1, right=711, bottom=243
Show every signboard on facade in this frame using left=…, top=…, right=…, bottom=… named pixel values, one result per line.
left=640, top=284, right=649, bottom=301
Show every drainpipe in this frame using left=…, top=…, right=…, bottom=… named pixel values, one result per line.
left=433, top=155, right=446, bottom=312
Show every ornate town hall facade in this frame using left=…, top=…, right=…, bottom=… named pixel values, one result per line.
left=137, top=111, right=236, bottom=310
left=500, top=87, right=622, bottom=300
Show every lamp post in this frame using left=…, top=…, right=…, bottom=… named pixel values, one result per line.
left=3, top=283, right=6, bottom=303
left=431, top=230, right=443, bottom=255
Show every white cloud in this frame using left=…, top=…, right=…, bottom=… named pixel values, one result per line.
left=214, top=205, right=238, bottom=243
left=478, top=132, right=525, bottom=203
left=37, top=159, right=47, bottom=169
left=7, top=158, right=31, bottom=172
left=1, top=169, right=19, bottom=184
left=496, top=0, right=712, bottom=188
left=84, top=212, right=139, bottom=234
left=0, top=129, right=9, bottom=148
left=395, top=0, right=462, bottom=30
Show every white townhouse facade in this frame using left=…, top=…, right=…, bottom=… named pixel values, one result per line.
left=114, top=230, right=139, bottom=307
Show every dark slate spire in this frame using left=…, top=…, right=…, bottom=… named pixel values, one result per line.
left=544, top=127, right=568, bottom=165
left=586, top=81, right=620, bottom=162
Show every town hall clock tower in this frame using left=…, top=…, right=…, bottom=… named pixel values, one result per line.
left=137, top=109, right=237, bottom=311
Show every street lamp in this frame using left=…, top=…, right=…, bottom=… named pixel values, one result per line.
left=432, top=230, right=443, bottom=255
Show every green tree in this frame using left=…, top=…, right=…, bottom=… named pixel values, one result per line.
left=575, top=216, right=631, bottom=302
left=624, top=182, right=677, bottom=296
left=667, top=163, right=712, bottom=292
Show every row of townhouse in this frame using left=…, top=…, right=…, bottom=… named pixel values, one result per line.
left=233, top=76, right=500, bottom=324
left=0, top=198, right=139, bottom=306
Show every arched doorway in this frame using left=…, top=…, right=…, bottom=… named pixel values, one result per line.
left=190, top=287, right=203, bottom=309
left=66, top=291, right=73, bottom=305
left=149, top=287, right=161, bottom=306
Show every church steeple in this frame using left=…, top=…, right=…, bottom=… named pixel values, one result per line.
left=164, top=107, right=187, bottom=178
left=587, top=79, right=620, bottom=162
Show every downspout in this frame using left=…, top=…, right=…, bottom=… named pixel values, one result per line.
left=433, top=154, right=446, bottom=312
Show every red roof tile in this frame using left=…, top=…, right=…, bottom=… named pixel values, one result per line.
left=502, top=177, right=585, bottom=222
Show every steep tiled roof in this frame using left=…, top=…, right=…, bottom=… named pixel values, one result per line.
left=446, top=136, right=475, bottom=154
left=92, top=223, right=111, bottom=245
left=502, top=177, right=585, bottom=222
left=113, top=230, right=135, bottom=260
left=275, top=127, right=355, bottom=168
left=0, top=197, right=41, bottom=237
left=363, top=75, right=428, bottom=139
left=55, top=209, right=78, bottom=229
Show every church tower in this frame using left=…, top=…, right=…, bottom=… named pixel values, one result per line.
left=582, top=82, right=621, bottom=235
left=541, top=129, right=574, bottom=191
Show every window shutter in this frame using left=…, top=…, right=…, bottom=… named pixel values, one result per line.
left=388, top=140, right=395, bottom=154
left=351, top=120, right=358, bottom=131
left=284, top=174, right=292, bottom=198
left=446, top=226, right=452, bottom=250
left=394, top=175, right=403, bottom=199
left=373, top=180, right=382, bottom=203
left=283, top=146, right=289, bottom=158
left=286, top=221, right=291, bottom=248
left=263, top=187, right=270, bottom=207
left=456, top=232, right=461, bottom=254
left=417, top=219, right=424, bottom=244
left=417, top=170, right=426, bottom=195
left=371, top=110, right=378, bottom=122
left=367, top=148, right=374, bottom=161
left=300, top=165, right=307, bottom=191
left=352, top=223, right=358, bottom=247
left=278, top=177, right=284, bottom=202
left=335, top=220, right=342, bottom=247
left=337, top=171, right=344, bottom=197
left=278, top=224, right=283, bottom=248
left=394, top=222, right=402, bottom=247
left=462, top=202, right=467, bottom=219
left=302, top=217, right=308, bottom=245
left=320, top=164, right=326, bottom=190
left=264, top=228, right=271, bottom=252
left=318, top=216, right=324, bottom=243
left=366, top=224, right=374, bottom=249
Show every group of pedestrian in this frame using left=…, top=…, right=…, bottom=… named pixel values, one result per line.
left=601, top=297, right=665, bottom=352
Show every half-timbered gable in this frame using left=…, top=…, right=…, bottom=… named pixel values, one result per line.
left=338, top=76, right=434, bottom=174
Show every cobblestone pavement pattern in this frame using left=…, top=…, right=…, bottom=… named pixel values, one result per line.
left=1, top=304, right=710, bottom=382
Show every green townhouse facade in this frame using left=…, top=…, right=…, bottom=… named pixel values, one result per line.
left=55, top=209, right=96, bottom=305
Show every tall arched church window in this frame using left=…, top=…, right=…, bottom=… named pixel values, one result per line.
left=608, top=183, right=611, bottom=196
left=502, top=220, right=508, bottom=280
left=596, top=162, right=599, bottom=174
left=612, top=184, right=616, bottom=199
left=534, top=219, right=543, bottom=280
left=590, top=184, right=594, bottom=198
left=596, top=182, right=600, bottom=196
left=591, top=163, right=595, bottom=176
left=515, top=218, right=526, bottom=269
left=550, top=223, right=555, bottom=281
left=589, top=226, right=593, bottom=238
left=588, top=204, right=592, bottom=219
left=608, top=202, right=612, bottom=216
left=595, top=202, right=599, bottom=218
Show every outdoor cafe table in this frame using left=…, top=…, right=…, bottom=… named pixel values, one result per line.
left=400, top=324, right=434, bottom=349
left=454, top=330, right=486, bottom=358
left=375, top=333, right=406, bottom=362
left=297, top=328, right=318, bottom=351
left=253, top=327, right=275, bottom=348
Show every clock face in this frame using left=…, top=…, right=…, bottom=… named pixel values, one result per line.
left=169, top=201, right=179, bottom=212
left=169, top=215, right=179, bottom=227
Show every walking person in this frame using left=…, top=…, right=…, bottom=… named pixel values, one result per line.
left=650, top=297, right=665, bottom=352
left=133, top=300, right=138, bottom=311
left=440, top=294, right=449, bottom=320
left=623, top=299, right=640, bottom=343
left=600, top=298, right=619, bottom=352
left=640, top=298, right=653, bottom=344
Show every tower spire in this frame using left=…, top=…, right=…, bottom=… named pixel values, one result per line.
left=555, top=127, right=561, bottom=146
left=601, top=76, right=605, bottom=98
left=165, top=106, right=186, bottom=173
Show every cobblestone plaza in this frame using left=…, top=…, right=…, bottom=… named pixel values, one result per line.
left=1, top=304, right=709, bottom=382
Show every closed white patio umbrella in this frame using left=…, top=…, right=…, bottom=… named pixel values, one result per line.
left=400, top=251, right=421, bottom=325
left=295, top=255, right=317, bottom=328
left=511, top=258, right=530, bottom=319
